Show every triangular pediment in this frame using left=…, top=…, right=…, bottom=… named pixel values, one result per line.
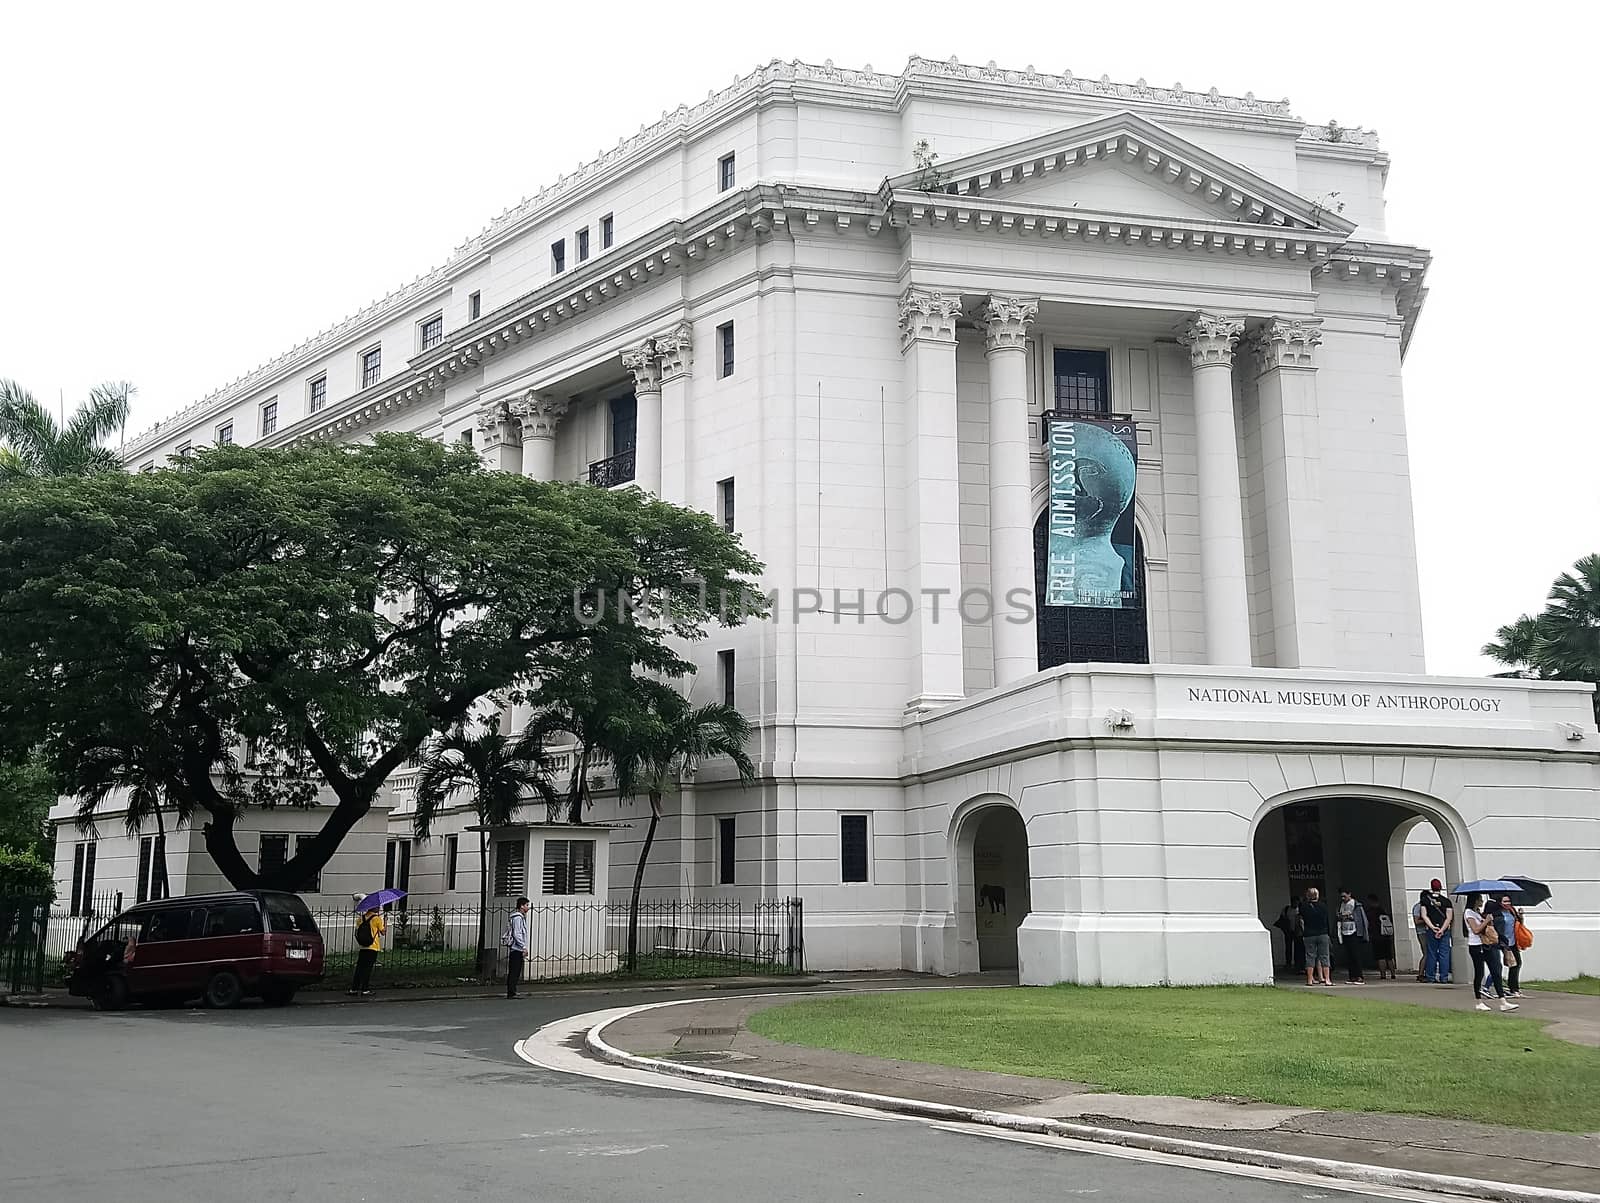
left=886, top=111, right=1356, bottom=235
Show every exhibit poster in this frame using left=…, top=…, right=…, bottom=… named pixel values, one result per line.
left=1043, top=415, right=1138, bottom=608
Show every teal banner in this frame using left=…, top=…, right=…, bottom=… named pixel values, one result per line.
left=1043, top=416, right=1138, bottom=608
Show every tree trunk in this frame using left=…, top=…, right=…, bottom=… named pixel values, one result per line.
left=200, top=810, right=259, bottom=888
left=476, top=825, right=490, bottom=979
left=625, top=792, right=662, bottom=975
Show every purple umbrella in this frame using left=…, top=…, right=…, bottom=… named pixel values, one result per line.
left=355, top=888, right=407, bottom=913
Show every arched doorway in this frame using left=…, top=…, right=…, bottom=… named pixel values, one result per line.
left=1033, top=513, right=1148, bottom=668
left=1250, top=790, right=1469, bottom=979
left=951, top=805, right=1032, bottom=971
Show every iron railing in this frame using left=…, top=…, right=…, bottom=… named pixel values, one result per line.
left=5, top=890, right=123, bottom=993
left=587, top=448, right=636, bottom=488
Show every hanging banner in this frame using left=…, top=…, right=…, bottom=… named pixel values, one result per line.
left=1043, top=415, right=1139, bottom=608
left=1282, top=803, right=1326, bottom=901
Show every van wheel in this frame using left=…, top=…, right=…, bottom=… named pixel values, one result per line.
left=261, top=986, right=298, bottom=1007
left=204, top=970, right=243, bottom=1009
left=91, top=975, right=128, bottom=1012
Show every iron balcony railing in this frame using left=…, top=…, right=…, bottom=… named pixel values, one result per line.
left=587, top=448, right=636, bottom=488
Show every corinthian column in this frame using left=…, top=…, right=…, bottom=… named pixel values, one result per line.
left=983, top=295, right=1039, bottom=686
left=1177, top=313, right=1252, bottom=665
left=507, top=392, right=568, bottom=482
left=654, top=322, right=693, bottom=506
left=475, top=399, right=521, bottom=475
left=621, top=340, right=662, bottom=493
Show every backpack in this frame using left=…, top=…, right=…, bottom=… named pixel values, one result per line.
left=1515, top=920, right=1533, bottom=950
left=1378, top=913, right=1394, bottom=938
left=356, top=916, right=375, bottom=949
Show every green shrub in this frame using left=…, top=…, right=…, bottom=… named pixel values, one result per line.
left=0, top=847, right=54, bottom=898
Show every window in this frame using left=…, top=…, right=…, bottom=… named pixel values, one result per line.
left=175, top=442, right=191, bottom=459
left=576, top=227, right=590, bottom=262
left=717, top=321, right=735, bottom=378
left=609, top=394, right=637, bottom=455
left=136, top=836, right=164, bottom=903
left=260, top=397, right=278, bottom=437
left=445, top=834, right=459, bottom=891
left=295, top=835, right=321, bottom=893
left=385, top=838, right=412, bottom=905
left=840, top=814, right=870, bottom=883
left=458, top=429, right=474, bottom=447
left=718, top=477, right=735, bottom=533
left=204, top=902, right=262, bottom=937
left=266, top=894, right=317, bottom=934
left=142, top=908, right=200, bottom=942
left=601, top=213, right=614, bottom=249
left=1052, top=348, right=1110, bottom=415
left=551, top=238, right=566, bottom=274
left=361, top=346, right=382, bottom=389
left=259, top=833, right=289, bottom=876
left=420, top=314, right=444, bottom=351
left=468, top=291, right=481, bottom=320
left=308, top=375, right=327, bottom=413
left=138, top=461, right=154, bottom=472
left=70, top=841, right=97, bottom=916
left=494, top=839, right=526, bottom=897
left=543, top=839, right=595, bottom=895
left=718, top=816, right=736, bottom=885
left=216, top=421, right=234, bottom=446
left=718, top=649, right=736, bottom=710
left=718, top=152, right=736, bottom=191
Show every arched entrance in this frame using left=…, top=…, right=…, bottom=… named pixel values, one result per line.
left=951, top=801, right=1032, bottom=972
left=1250, top=789, right=1470, bottom=979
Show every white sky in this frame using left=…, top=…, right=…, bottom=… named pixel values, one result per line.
left=3, top=1, right=1594, bottom=677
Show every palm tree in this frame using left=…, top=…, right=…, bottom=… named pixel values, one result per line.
left=1485, top=554, right=1600, bottom=722
left=613, top=690, right=755, bottom=973
left=76, top=746, right=197, bottom=903
left=411, top=718, right=560, bottom=976
left=0, top=379, right=135, bottom=480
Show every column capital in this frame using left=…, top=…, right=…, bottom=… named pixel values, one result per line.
left=621, top=340, right=662, bottom=393
left=654, top=321, right=694, bottom=382
left=1250, top=317, right=1323, bottom=374
left=982, top=295, right=1040, bottom=353
left=1178, top=313, right=1247, bottom=368
left=506, top=391, right=569, bottom=441
left=897, top=286, right=962, bottom=352
left=474, top=398, right=517, bottom=445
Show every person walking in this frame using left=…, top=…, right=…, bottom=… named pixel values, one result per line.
left=1336, top=888, right=1369, bottom=983
left=1298, top=888, right=1333, bottom=986
left=1420, top=881, right=1453, bottom=984
left=1464, top=894, right=1517, bottom=1012
left=502, top=896, right=530, bottom=999
left=347, top=906, right=385, bottom=997
left=1501, top=894, right=1529, bottom=998
left=1367, top=893, right=1396, bottom=980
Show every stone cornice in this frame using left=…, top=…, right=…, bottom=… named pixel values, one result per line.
left=1319, top=241, right=1431, bottom=359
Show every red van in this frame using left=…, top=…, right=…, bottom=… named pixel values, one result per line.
left=66, top=890, right=324, bottom=1010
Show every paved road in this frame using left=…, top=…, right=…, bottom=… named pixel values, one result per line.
left=1, top=990, right=1401, bottom=1202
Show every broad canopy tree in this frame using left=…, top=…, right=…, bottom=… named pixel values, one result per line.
left=0, top=435, right=763, bottom=891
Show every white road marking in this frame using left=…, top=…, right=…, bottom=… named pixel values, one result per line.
left=566, top=1144, right=669, bottom=1158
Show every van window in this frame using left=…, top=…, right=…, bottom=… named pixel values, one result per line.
left=203, top=902, right=264, bottom=937
left=141, top=909, right=201, bottom=942
left=265, top=894, right=318, bottom=935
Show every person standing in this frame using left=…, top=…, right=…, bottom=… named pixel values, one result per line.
left=1500, top=894, right=1528, bottom=998
left=1421, top=881, right=1453, bottom=984
left=1367, top=893, right=1396, bottom=980
left=1336, top=888, right=1369, bottom=983
left=347, top=906, right=385, bottom=997
left=1274, top=900, right=1304, bottom=974
left=1298, top=888, right=1333, bottom=986
left=1411, top=890, right=1430, bottom=981
left=1464, top=894, right=1517, bottom=1012
left=502, top=896, right=530, bottom=999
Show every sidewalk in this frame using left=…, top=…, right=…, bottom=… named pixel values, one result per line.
left=1298, top=977, right=1600, bottom=1047
left=600, top=989, right=1600, bottom=1197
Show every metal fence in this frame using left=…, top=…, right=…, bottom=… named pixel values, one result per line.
left=3, top=890, right=125, bottom=994
left=310, top=896, right=804, bottom=986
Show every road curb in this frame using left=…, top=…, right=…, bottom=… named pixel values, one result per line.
left=584, top=999, right=1600, bottom=1203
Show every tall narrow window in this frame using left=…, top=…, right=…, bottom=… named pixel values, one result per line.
left=551, top=238, right=566, bottom=274
left=420, top=314, right=443, bottom=351
left=840, top=815, right=869, bottom=883
left=575, top=227, right=590, bottom=262
left=1051, top=348, right=1110, bottom=415
left=717, top=321, right=735, bottom=378
left=260, top=398, right=278, bottom=437
left=718, top=152, right=736, bottom=191
left=718, top=477, right=735, bottom=533
left=361, top=347, right=382, bottom=389
left=295, top=835, right=321, bottom=893
left=609, top=394, right=637, bottom=455
left=137, top=836, right=154, bottom=903
left=445, top=834, right=459, bottom=891
left=468, top=291, right=481, bottom=320
left=718, top=649, right=736, bottom=710
left=216, top=421, right=233, bottom=446
left=494, top=840, right=525, bottom=897
left=308, top=374, right=327, bottom=413
left=259, top=833, right=289, bottom=876
left=718, top=816, right=736, bottom=885
left=601, top=213, right=614, bottom=249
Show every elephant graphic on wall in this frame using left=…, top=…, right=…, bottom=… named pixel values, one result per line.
left=979, top=884, right=1006, bottom=914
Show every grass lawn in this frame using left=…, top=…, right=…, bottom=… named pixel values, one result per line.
left=1524, top=975, right=1600, bottom=997
left=747, top=986, right=1600, bottom=1133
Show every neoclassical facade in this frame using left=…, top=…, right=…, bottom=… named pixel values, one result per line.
left=59, top=57, right=1599, bottom=983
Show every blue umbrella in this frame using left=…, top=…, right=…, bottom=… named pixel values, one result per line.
left=1450, top=879, right=1519, bottom=896
left=355, top=888, right=407, bottom=912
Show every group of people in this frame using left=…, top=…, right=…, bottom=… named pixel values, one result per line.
left=1275, top=879, right=1532, bottom=1012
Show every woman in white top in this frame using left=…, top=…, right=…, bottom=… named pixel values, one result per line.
left=1464, top=893, right=1517, bottom=1012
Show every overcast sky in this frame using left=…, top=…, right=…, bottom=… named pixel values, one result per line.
left=3, top=2, right=1593, bottom=677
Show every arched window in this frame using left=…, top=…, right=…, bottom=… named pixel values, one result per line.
left=1033, top=513, right=1149, bottom=668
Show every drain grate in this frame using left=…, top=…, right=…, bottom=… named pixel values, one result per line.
left=679, top=1026, right=740, bottom=1037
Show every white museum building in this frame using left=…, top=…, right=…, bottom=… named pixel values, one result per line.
left=51, top=56, right=1600, bottom=984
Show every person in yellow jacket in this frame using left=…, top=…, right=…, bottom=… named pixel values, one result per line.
left=347, top=906, right=385, bottom=996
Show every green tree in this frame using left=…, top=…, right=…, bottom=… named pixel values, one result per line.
left=0, top=435, right=763, bottom=891
left=411, top=718, right=559, bottom=975
left=0, top=753, right=57, bottom=856
left=0, top=379, right=133, bottom=480
left=1485, top=554, right=1600, bottom=723
left=613, top=688, right=754, bottom=974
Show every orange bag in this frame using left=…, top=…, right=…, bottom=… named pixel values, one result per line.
left=1514, top=920, right=1533, bottom=950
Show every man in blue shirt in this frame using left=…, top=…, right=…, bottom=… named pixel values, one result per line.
left=503, top=896, right=530, bottom=999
